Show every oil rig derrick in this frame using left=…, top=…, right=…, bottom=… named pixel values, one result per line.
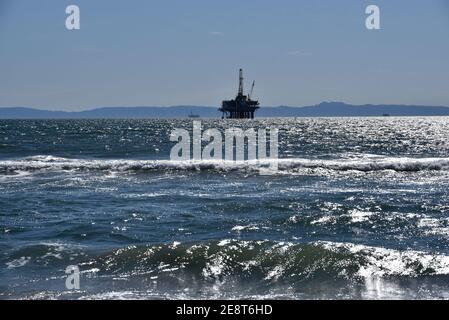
left=220, top=69, right=260, bottom=119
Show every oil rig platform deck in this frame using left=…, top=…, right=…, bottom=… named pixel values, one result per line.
left=219, top=69, right=260, bottom=119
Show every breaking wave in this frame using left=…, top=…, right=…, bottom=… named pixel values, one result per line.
left=83, top=240, right=449, bottom=281
left=6, top=240, right=449, bottom=299
left=1, top=155, right=449, bottom=174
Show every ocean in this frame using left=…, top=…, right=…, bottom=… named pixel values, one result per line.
left=1, top=117, right=449, bottom=300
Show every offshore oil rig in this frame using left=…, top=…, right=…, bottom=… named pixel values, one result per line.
left=219, top=69, right=260, bottom=119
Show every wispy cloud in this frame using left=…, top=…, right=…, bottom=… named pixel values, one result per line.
left=208, top=31, right=225, bottom=36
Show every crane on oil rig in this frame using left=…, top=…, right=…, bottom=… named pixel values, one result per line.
left=249, top=80, right=255, bottom=100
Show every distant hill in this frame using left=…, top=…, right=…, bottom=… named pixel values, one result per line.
left=259, top=102, right=449, bottom=117
left=0, top=106, right=218, bottom=119
left=1, top=102, right=449, bottom=119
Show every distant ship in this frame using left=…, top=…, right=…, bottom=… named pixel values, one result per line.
left=219, top=69, right=260, bottom=119
left=188, top=112, right=200, bottom=118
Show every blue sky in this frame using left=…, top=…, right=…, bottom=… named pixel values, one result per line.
left=1, top=0, right=448, bottom=110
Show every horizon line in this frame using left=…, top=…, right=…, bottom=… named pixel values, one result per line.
left=2, top=102, right=449, bottom=112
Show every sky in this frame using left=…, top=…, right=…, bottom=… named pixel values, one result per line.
left=0, top=0, right=449, bottom=111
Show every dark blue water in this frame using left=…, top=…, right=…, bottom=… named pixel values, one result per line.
left=1, top=118, right=449, bottom=299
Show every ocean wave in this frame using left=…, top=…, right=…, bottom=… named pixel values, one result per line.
left=2, top=242, right=88, bottom=269
left=83, top=240, right=449, bottom=282
left=6, top=240, right=449, bottom=300
left=1, top=155, right=449, bottom=174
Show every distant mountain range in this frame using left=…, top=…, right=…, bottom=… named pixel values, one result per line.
left=1, top=102, right=449, bottom=119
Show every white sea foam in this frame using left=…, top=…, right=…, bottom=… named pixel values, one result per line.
left=417, top=218, right=449, bottom=237
left=6, top=256, right=31, bottom=269
left=264, top=265, right=285, bottom=281
left=319, top=241, right=449, bottom=277
left=348, top=209, right=375, bottom=223
left=1, top=155, right=449, bottom=174
left=311, top=215, right=337, bottom=225
left=202, top=255, right=226, bottom=278
left=231, top=225, right=259, bottom=232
